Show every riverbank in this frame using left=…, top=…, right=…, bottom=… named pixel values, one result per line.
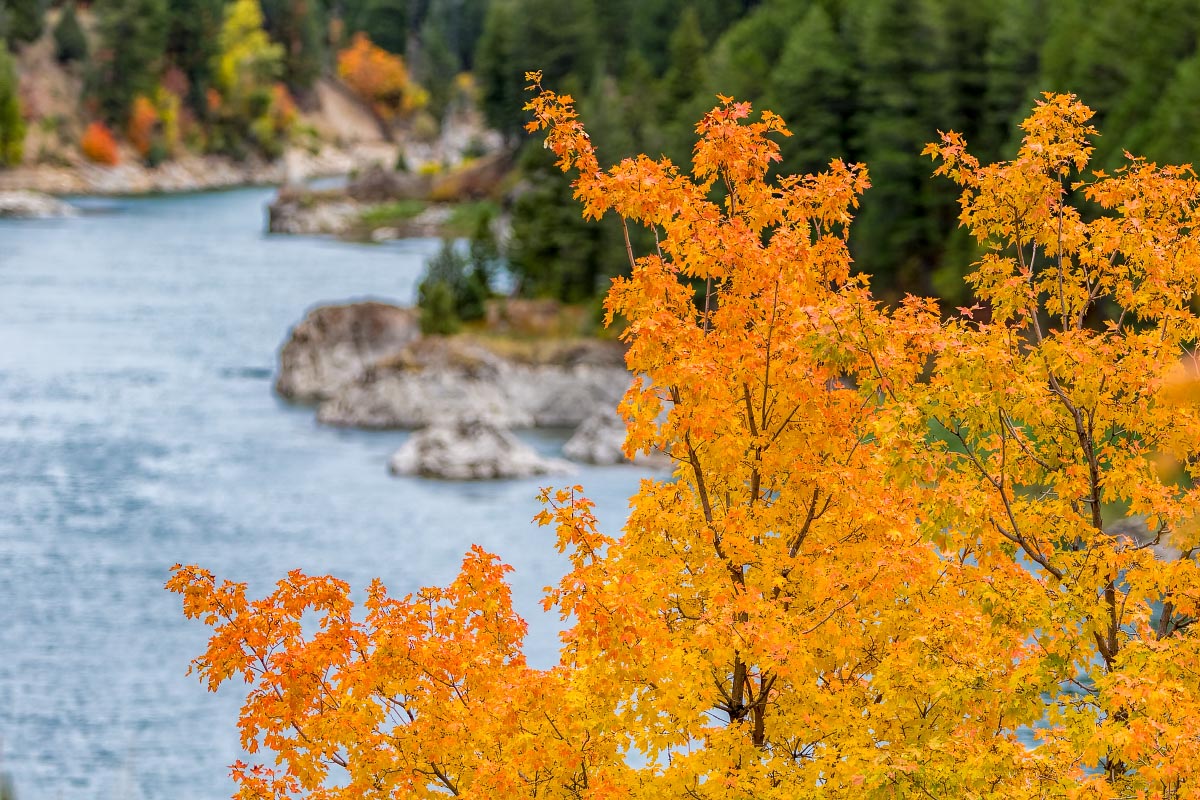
left=0, top=143, right=398, bottom=196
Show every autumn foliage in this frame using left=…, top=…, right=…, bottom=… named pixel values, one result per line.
left=80, top=121, right=119, bottom=165
left=170, top=78, right=1200, bottom=800
left=127, top=95, right=159, bottom=158
left=336, top=32, right=426, bottom=119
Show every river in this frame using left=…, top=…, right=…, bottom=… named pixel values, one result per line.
left=0, top=188, right=646, bottom=800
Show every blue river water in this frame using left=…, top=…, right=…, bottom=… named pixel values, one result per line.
left=0, top=189, right=647, bottom=800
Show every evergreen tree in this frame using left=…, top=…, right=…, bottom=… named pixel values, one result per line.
left=508, top=143, right=625, bottom=302
left=689, top=0, right=745, bottom=40
left=0, top=46, right=23, bottom=166
left=594, top=0, right=634, bottom=71
left=766, top=3, right=854, bottom=176
left=261, top=0, right=327, bottom=91
left=166, top=0, right=225, bottom=117
left=850, top=0, right=947, bottom=293
left=358, top=0, right=409, bottom=54
left=928, top=0, right=993, bottom=139
left=6, top=0, right=44, bottom=46
left=417, top=238, right=490, bottom=334
left=629, top=0, right=683, bottom=75
left=656, top=7, right=709, bottom=165
left=91, top=0, right=170, bottom=124
left=414, top=13, right=459, bottom=117
left=513, top=0, right=599, bottom=89
left=424, top=0, right=487, bottom=69
left=979, top=0, right=1043, bottom=160
left=53, top=2, right=88, bottom=64
left=473, top=0, right=521, bottom=139
left=618, top=51, right=666, bottom=156
left=1101, top=0, right=1200, bottom=163
left=1140, top=50, right=1200, bottom=166
left=661, top=6, right=706, bottom=112
left=705, top=0, right=804, bottom=101
left=579, top=72, right=636, bottom=163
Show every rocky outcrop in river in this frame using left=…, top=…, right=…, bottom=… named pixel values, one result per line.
left=275, top=301, right=654, bottom=479
left=315, top=337, right=629, bottom=430
left=266, top=154, right=509, bottom=239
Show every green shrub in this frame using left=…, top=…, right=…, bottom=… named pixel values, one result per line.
left=417, top=238, right=492, bottom=334
left=0, top=49, right=24, bottom=167
left=359, top=199, right=426, bottom=227
left=418, top=279, right=461, bottom=335
left=145, top=139, right=169, bottom=167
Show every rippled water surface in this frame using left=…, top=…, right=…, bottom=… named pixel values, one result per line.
left=0, top=189, right=646, bottom=800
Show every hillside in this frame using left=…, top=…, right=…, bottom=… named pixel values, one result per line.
left=8, top=0, right=1200, bottom=298
left=0, top=1, right=499, bottom=193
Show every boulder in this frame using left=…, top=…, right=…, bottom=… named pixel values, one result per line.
left=515, top=365, right=633, bottom=428
left=388, top=418, right=573, bottom=480
left=0, top=191, right=78, bottom=218
left=563, top=411, right=628, bottom=465
left=276, top=302, right=419, bottom=402
left=563, top=410, right=673, bottom=468
left=345, top=164, right=429, bottom=202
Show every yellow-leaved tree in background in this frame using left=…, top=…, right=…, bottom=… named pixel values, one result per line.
left=168, top=78, right=1200, bottom=800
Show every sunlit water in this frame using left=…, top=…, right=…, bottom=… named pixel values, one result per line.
left=0, top=189, right=647, bottom=800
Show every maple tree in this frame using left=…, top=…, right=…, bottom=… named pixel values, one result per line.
left=169, top=80, right=1200, bottom=799
left=908, top=94, right=1200, bottom=797
left=128, top=95, right=160, bottom=159
left=80, top=121, right=120, bottom=166
left=337, top=32, right=426, bottom=120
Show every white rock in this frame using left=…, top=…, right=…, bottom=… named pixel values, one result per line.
left=0, top=190, right=78, bottom=218
left=370, top=226, right=400, bottom=242
left=563, top=410, right=673, bottom=468
left=388, top=418, right=574, bottom=480
left=563, top=411, right=628, bottom=465
left=268, top=198, right=361, bottom=235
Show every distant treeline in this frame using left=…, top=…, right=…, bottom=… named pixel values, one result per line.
left=5, top=0, right=1200, bottom=299
left=476, top=0, right=1200, bottom=302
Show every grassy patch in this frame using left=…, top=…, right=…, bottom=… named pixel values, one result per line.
left=444, top=200, right=501, bottom=237
left=358, top=200, right=428, bottom=227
